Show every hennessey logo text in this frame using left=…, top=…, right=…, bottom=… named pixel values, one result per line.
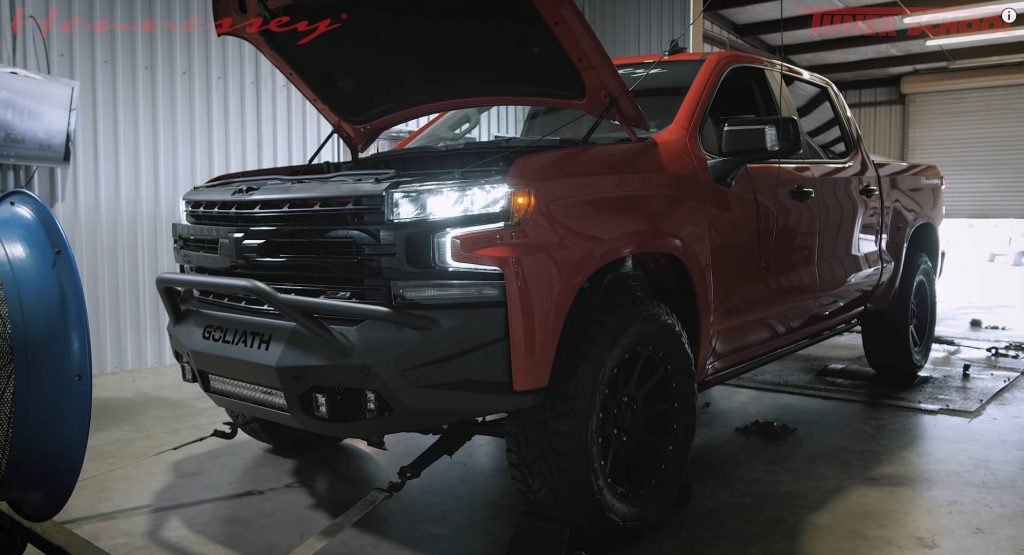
left=202, top=325, right=272, bottom=352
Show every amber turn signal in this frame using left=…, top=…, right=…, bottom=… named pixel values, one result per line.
left=510, top=188, right=535, bottom=225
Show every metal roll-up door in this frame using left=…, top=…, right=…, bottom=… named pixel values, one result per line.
left=907, top=85, right=1024, bottom=219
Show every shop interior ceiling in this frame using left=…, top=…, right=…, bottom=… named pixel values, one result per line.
left=705, top=0, right=1024, bottom=87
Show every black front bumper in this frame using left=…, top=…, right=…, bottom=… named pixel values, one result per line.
left=156, top=273, right=539, bottom=438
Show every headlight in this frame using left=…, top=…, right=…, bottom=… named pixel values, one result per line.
left=387, top=182, right=533, bottom=223
left=179, top=199, right=189, bottom=223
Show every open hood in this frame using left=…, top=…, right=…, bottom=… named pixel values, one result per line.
left=212, top=0, right=649, bottom=152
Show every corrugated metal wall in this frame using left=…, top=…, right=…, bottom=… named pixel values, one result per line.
left=0, top=0, right=350, bottom=373
left=704, top=19, right=749, bottom=53
left=842, top=86, right=906, bottom=161
left=703, top=20, right=725, bottom=52
left=0, top=0, right=693, bottom=374
left=577, top=0, right=691, bottom=57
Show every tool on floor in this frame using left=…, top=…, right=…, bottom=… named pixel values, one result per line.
left=287, top=421, right=477, bottom=555
left=735, top=420, right=798, bottom=439
left=934, top=336, right=1024, bottom=364
left=986, top=345, right=1023, bottom=359
left=937, top=336, right=1021, bottom=355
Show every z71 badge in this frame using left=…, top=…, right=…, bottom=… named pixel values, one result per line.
left=202, top=324, right=272, bottom=352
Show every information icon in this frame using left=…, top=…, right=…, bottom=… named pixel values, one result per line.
left=1003, top=7, right=1019, bottom=24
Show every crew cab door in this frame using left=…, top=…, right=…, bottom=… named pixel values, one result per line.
left=699, top=66, right=819, bottom=371
left=779, top=75, right=883, bottom=323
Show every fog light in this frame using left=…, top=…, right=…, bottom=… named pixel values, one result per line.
left=313, top=393, right=329, bottom=418
left=393, top=281, right=506, bottom=305
left=175, top=352, right=197, bottom=383
left=180, top=363, right=196, bottom=384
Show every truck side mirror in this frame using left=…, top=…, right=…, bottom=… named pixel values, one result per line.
left=708, top=116, right=802, bottom=188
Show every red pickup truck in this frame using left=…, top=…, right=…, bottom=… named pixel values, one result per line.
left=157, top=0, right=943, bottom=537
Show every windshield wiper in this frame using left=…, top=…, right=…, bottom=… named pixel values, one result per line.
left=462, top=137, right=585, bottom=148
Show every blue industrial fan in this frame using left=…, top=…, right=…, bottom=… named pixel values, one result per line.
left=0, top=189, right=91, bottom=523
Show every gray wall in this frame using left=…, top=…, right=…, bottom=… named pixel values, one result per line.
left=577, top=0, right=691, bottom=57
left=842, top=86, right=906, bottom=161
left=0, top=0, right=344, bottom=373
left=0, top=0, right=692, bottom=374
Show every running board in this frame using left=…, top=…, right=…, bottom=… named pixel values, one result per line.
left=698, top=320, right=860, bottom=391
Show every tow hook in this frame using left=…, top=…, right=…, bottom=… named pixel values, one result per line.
left=168, top=421, right=241, bottom=452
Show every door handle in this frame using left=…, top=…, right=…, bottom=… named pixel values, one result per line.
left=790, top=185, right=815, bottom=202
left=859, top=184, right=880, bottom=198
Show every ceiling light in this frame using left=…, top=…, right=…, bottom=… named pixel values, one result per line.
left=903, top=2, right=1024, bottom=24
left=926, top=28, right=1024, bottom=46
left=948, top=54, right=1024, bottom=68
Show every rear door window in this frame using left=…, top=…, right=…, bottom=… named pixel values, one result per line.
left=782, top=76, right=852, bottom=160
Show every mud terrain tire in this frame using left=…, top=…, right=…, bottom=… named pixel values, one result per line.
left=506, top=274, right=696, bottom=540
left=862, top=252, right=937, bottom=382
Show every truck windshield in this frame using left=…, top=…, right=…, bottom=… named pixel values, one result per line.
left=404, top=60, right=704, bottom=148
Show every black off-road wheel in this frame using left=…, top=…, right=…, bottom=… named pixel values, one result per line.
left=861, top=252, right=937, bottom=382
left=226, top=410, right=343, bottom=453
left=506, top=275, right=696, bottom=541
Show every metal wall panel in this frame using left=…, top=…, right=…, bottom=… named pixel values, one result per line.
left=0, top=0, right=348, bottom=373
left=842, top=87, right=906, bottom=161
left=908, top=85, right=1024, bottom=219
left=0, top=0, right=692, bottom=374
left=577, top=0, right=691, bottom=57
left=704, top=19, right=750, bottom=53
left=703, top=20, right=725, bottom=52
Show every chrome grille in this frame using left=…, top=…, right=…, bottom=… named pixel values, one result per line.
left=179, top=236, right=219, bottom=255
left=193, top=290, right=276, bottom=313
left=193, top=265, right=388, bottom=304
left=179, top=193, right=392, bottom=316
left=240, top=237, right=396, bottom=261
left=185, top=196, right=385, bottom=227
left=191, top=286, right=373, bottom=324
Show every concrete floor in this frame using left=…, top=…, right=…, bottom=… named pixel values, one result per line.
left=40, top=333, right=1024, bottom=555
left=33, top=221, right=1024, bottom=554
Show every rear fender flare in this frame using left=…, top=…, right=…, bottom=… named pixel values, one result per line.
left=870, top=219, right=939, bottom=311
